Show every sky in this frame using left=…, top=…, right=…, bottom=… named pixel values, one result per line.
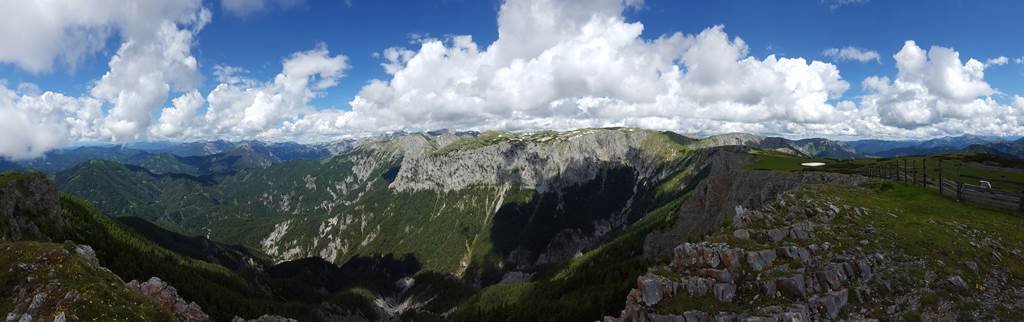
left=2, top=0, right=1024, bottom=160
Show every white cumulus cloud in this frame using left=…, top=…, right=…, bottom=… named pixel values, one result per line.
left=985, top=56, right=1008, bottom=67
left=341, top=0, right=852, bottom=137
left=823, top=47, right=880, bottom=63
left=859, top=41, right=1007, bottom=131
left=221, top=0, right=304, bottom=17
left=200, top=44, right=349, bottom=141
left=0, top=0, right=205, bottom=73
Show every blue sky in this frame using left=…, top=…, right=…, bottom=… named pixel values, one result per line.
left=2, top=0, right=1024, bottom=159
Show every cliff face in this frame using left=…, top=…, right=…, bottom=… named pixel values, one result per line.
left=0, top=172, right=63, bottom=241
left=643, top=148, right=867, bottom=259
left=381, top=129, right=676, bottom=193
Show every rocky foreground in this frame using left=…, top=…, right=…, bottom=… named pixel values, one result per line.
left=609, top=182, right=1024, bottom=321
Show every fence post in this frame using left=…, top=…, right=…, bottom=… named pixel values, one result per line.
left=900, top=159, right=905, bottom=183
left=922, top=158, right=927, bottom=188
left=912, top=159, right=917, bottom=185
left=1019, top=191, right=1023, bottom=213
left=937, top=159, right=943, bottom=196
left=905, top=159, right=910, bottom=183
left=956, top=163, right=963, bottom=202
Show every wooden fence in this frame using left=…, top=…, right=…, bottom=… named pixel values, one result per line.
left=859, top=158, right=1024, bottom=213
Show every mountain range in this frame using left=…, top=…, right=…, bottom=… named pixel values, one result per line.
left=2, top=128, right=1024, bottom=321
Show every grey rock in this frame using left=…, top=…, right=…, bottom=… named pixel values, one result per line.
left=714, top=313, right=737, bottom=322
left=127, top=277, right=210, bottom=322
left=746, top=250, right=776, bottom=271
left=782, top=304, right=811, bottom=322
left=719, top=248, right=744, bottom=271
left=232, top=315, right=298, bottom=322
left=760, top=279, right=777, bottom=297
left=815, top=265, right=847, bottom=291
left=73, top=245, right=99, bottom=267
left=28, top=292, right=46, bottom=311
left=713, top=283, right=737, bottom=303
left=683, top=310, right=708, bottom=322
left=779, top=246, right=811, bottom=263
left=776, top=275, right=807, bottom=299
left=766, top=228, right=788, bottom=242
left=947, top=275, right=967, bottom=290
left=789, top=222, right=814, bottom=240
left=965, top=260, right=978, bottom=271
left=700, top=246, right=722, bottom=268
left=650, top=314, right=686, bottom=322
left=685, top=277, right=714, bottom=297
left=810, top=288, right=848, bottom=319
left=855, top=260, right=872, bottom=280
left=733, top=229, right=751, bottom=240
left=701, top=268, right=733, bottom=283
left=639, top=275, right=665, bottom=306
left=673, top=243, right=701, bottom=268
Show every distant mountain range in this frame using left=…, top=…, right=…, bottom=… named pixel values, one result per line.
left=2, top=132, right=1022, bottom=178
left=0, top=140, right=354, bottom=174
left=844, top=134, right=1017, bottom=157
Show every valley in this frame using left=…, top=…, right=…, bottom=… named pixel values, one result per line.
left=2, top=128, right=1024, bottom=321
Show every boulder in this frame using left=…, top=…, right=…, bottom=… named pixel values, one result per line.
left=72, top=245, right=99, bottom=267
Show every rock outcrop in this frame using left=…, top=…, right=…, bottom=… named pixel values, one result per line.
left=385, top=129, right=676, bottom=193
left=232, top=315, right=298, bottom=322
left=642, top=148, right=867, bottom=259
left=611, top=191, right=885, bottom=321
left=1, top=242, right=176, bottom=321
left=127, top=277, right=210, bottom=322
left=0, top=172, right=63, bottom=241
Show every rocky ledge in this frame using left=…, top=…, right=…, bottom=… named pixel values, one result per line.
left=608, top=182, right=1024, bottom=321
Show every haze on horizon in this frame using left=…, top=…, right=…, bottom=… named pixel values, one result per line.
left=2, top=0, right=1024, bottom=160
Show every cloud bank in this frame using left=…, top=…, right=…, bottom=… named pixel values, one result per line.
left=1, top=0, right=1022, bottom=160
